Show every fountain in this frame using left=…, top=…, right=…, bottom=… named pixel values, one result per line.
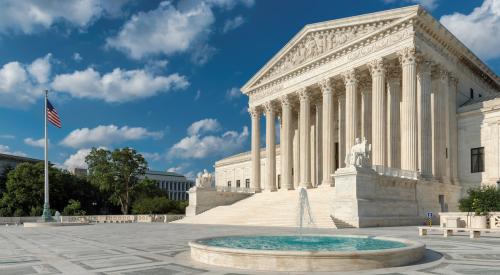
left=297, top=187, right=314, bottom=234
left=188, top=142, right=425, bottom=272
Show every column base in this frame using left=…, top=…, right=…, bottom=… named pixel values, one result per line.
left=320, top=180, right=334, bottom=188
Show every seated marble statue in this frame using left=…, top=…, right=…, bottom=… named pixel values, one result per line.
left=344, top=137, right=371, bottom=168
left=194, top=169, right=214, bottom=189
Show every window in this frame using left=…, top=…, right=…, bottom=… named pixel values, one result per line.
left=227, top=181, right=232, bottom=187
left=470, top=88, right=474, bottom=99
left=236, top=180, right=240, bottom=188
left=277, top=174, right=281, bottom=189
left=245, top=179, right=250, bottom=188
left=471, top=147, right=484, bottom=173
left=439, top=195, right=447, bottom=212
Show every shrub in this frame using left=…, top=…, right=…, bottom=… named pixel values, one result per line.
left=132, top=196, right=171, bottom=214
left=459, top=186, right=500, bottom=215
left=62, top=199, right=86, bottom=216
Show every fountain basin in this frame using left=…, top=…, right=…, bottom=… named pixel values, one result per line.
left=189, top=235, right=425, bottom=272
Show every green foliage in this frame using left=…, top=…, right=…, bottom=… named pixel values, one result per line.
left=459, top=186, right=500, bottom=215
left=62, top=199, right=86, bottom=216
left=0, top=162, right=102, bottom=217
left=132, top=196, right=188, bottom=215
left=86, top=147, right=148, bottom=214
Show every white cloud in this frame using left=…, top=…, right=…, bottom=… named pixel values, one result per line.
left=382, top=0, right=438, bottom=10
left=222, top=15, right=245, bottom=33
left=206, top=0, right=255, bottom=9
left=24, top=137, right=47, bottom=148
left=106, top=1, right=214, bottom=59
left=28, top=53, right=52, bottom=83
left=52, top=67, right=189, bottom=103
left=63, top=148, right=91, bottom=170
left=225, top=87, right=241, bottom=100
left=194, top=90, right=201, bottom=101
left=0, top=145, right=27, bottom=157
left=60, top=124, right=164, bottom=148
left=187, top=118, right=221, bottom=135
left=440, top=0, right=500, bottom=60
left=0, top=54, right=52, bottom=108
left=73, top=52, right=83, bottom=62
left=168, top=118, right=249, bottom=159
left=106, top=0, right=253, bottom=61
left=0, top=0, right=129, bottom=34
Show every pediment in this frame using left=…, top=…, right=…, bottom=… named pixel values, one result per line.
left=241, top=6, right=420, bottom=93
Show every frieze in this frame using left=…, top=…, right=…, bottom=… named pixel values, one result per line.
left=256, top=20, right=396, bottom=85
left=249, top=23, right=413, bottom=102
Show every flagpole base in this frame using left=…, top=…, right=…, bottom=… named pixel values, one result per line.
left=40, top=203, right=54, bottom=222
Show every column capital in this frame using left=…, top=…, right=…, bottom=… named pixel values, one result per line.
left=263, top=101, right=276, bottom=114
left=248, top=106, right=261, bottom=118
left=436, top=66, right=450, bottom=82
left=386, top=61, right=401, bottom=82
left=280, top=94, right=292, bottom=107
left=398, top=47, right=417, bottom=66
left=342, top=68, right=358, bottom=86
left=449, top=73, right=459, bottom=87
left=367, top=58, right=386, bottom=76
left=319, top=78, right=333, bottom=95
left=297, top=87, right=310, bottom=102
left=418, top=58, right=433, bottom=73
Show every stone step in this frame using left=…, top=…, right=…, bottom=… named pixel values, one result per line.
left=177, top=187, right=336, bottom=228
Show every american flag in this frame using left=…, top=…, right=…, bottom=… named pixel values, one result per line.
left=47, top=99, right=61, bottom=128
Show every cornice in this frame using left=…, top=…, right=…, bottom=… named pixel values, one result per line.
left=242, top=6, right=420, bottom=94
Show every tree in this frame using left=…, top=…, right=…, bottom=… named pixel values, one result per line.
left=62, top=199, right=86, bottom=216
left=0, top=162, right=101, bottom=217
left=86, top=147, right=147, bottom=214
left=132, top=196, right=171, bottom=214
left=459, top=186, right=500, bottom=215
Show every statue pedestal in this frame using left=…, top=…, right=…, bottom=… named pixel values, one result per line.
left=332, top=166, right=379, bottom=228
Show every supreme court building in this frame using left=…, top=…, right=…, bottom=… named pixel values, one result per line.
left=210, top=6, right=500, bottom=227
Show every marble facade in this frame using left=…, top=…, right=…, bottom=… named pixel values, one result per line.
left=211, top=5, right=500, bottom=226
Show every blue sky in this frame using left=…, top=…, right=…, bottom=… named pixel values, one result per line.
left=0, top=0, right=498, bottom=178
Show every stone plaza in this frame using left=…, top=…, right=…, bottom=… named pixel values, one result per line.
left=1, top=223, right=500, bottom=274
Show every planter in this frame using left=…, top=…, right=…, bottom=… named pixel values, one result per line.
left=470, top=215, right=487, bottom=229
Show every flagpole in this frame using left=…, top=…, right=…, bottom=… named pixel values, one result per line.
left=41, top=89, right=52, bottom=222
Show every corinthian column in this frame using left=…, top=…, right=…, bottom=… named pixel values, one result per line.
left=360, top=79, right=372, bottom=145
left=320, top=78, right=334, bottom=186
left=338, top=92, right=346, bottom=168
left=298, top=88, right=312, bottom=188
left=280, top=95, right=293, bottom=190
left=368, top=58, right=386, bottom=166
left=342, top=69, right=358, bottom=154
left=249, top=106, right=262, bottom=192
left=417, top=59, right=433, bottom=178
left=264, top=102, right=277, bottom=192
left=387, top=63, right=401, bottom=169
left=399, top=47, right=418, bottom=171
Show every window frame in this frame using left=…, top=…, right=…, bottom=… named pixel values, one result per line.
left=470, top=147, right=484, bottom=173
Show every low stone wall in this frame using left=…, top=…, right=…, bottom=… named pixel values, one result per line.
left=439, top=212, right=500, bottom=229
left=186, top=187, right=252, bottom=216
left=0, top=215, right=184, bottom=224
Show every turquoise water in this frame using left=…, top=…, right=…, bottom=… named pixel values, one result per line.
left=199, top=235, right=407, bottom=251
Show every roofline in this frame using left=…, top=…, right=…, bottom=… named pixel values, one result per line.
left=241, top=5, right=420, bottom=93
left=241, top=4, right=499, bottom=94
left=145, top=170, right=186, bottom=178
left=0, top=153, right=42, bottom=163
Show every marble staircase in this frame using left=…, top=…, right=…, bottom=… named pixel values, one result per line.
left=330, top=215, right=356, bottom=229
left=176, top=187, right=336, bottom=228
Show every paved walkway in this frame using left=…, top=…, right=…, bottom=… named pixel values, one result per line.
left=0, top=223, right=499, bottom=274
